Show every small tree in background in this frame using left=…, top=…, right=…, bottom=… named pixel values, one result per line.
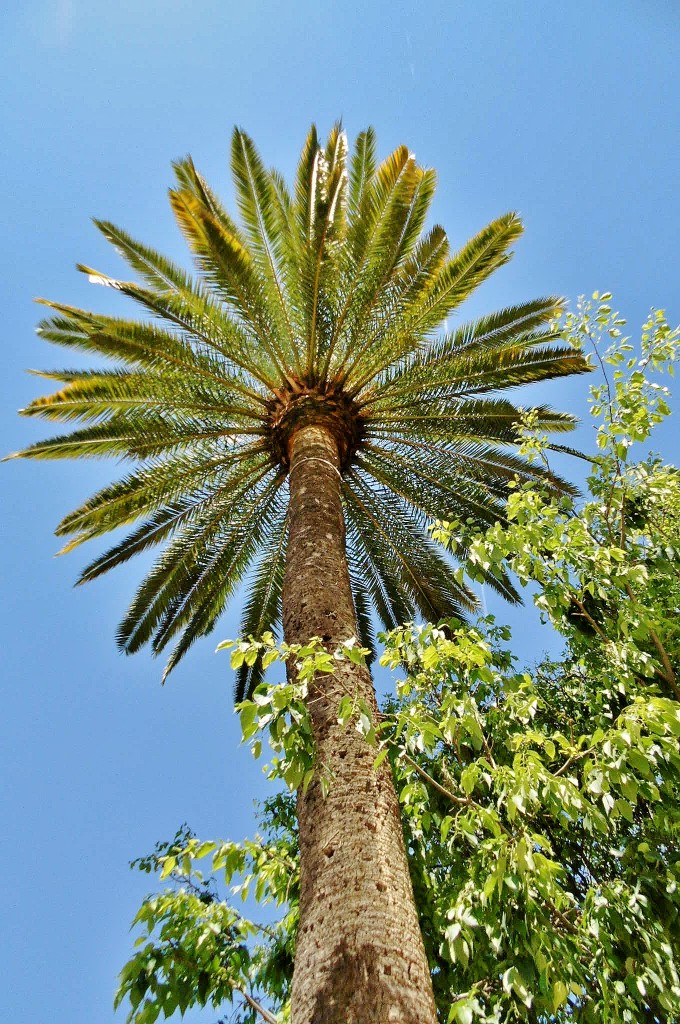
left=117, top=298, right=680, bottom=1023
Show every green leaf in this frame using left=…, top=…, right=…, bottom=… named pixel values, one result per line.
left=552, top=979, right=568, bottom=1011
left=372, top=747, right=390, bottom=770
left=159, top=856, right=176, bottom=880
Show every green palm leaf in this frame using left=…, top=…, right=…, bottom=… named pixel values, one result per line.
left=56, top=442, right=269, bottom=552
left=347, top=127, right=376, bottom=222
left=116, top=468, right=285, bottom=656
left=230, top=130, right=301, bottom=371
left=409, top=213, right=525, bottom=336
left=343, top=471, right=478, bottom=622
left=233, top=502, right=289, bottom=701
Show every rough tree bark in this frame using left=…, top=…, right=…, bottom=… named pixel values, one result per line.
left=282, top=423, right=437, bottom=1024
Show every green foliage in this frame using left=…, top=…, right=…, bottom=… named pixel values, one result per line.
left=432, top=294, right=680, bottom=703
left=117, top=299, right=680, bottom=1022
left=116, top=805, right=298, bottom=1024
left=382, top=620, right=680, bottom=1023
left=219, top=634, right=370, bottom=793
left=10, top=125, right=588, bottom=691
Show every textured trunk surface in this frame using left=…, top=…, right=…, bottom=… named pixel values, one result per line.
left=283, top=424, right=437, bottom=1024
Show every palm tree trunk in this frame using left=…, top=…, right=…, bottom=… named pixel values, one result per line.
left=283, top=423, right=437, bottom=1024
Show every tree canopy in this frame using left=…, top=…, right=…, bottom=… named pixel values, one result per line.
left=8, top=125, right=587, bottom=697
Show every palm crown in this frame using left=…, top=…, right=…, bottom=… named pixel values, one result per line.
left=13, top=124, right=589, bottom=697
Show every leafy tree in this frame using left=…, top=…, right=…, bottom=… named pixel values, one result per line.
left=9, top=125, right=588, bottom=1022
left=116, top=298, right=680, bottom=1023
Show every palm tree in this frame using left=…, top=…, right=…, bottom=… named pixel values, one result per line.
left=11, top=125, right=589, bottom=1023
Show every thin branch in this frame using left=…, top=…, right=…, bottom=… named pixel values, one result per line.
left=622, top=581, right=680, bottom=697
left=234, top=985, right=278, bottom=1024
left=402, top=751, right=468, bottom=804
left=649, top=629, right=680, bottom=699
left=568, top=594, right=609, bottom=641
left=544, top=897, right=580, bottom=936
left=553, top=746, right=597, bottom=778
left=401, top=752, right=511, bottom=836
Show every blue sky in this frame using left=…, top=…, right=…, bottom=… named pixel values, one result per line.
left=2, top=3, right=679, bottom=1022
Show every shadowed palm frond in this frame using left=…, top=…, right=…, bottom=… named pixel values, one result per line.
left=116, top=468, right=286, bottom=658
left=343, top=471, right=479, bottom=623
left=55, top=441, right=270, bottom=552
left=233, top=500, right=289, bottom=701
left=347, top=558, right=377, bottom=664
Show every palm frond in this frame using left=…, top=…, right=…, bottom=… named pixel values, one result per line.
left=347, top=552, right=377, bottom=659
left=267, top=167, right=299, bottom=312
left=300, top=147, right=348, bottom=377
left=233, top=501, right=289, bottom=700
left=344, top=165, right=437, bottom=356
left=344, top=470, right=478, bottom=624
left=435, top=298, right=565, bottom=355
left=357, top=442, right=506, bottom=525
left=172, top=155, right=242, bottom=235
left=153, top=476, right=288, bottom=680
left=347, top=127, right=376, bottom=222
left=77, top=459, right=274, bottom=582
left=354, top=444, right=521, bottom=602
left=169, top=188, right=292, bottom=380
left=33, top=299, right=268, bottom=403
left=93, top=219, right=200, bottom=294
left=345, top=513, right=412, bottom=632
left=340, top=225, right=450, bottom=390
left=56, top=442, right=268, bottom=550
left=230, top=129, right=301, bottom=373
left=324, top=121, right=349, bottom=237
left=326, top=144, right=412, bottom=370
left=369, top=337, right=590, bottom=406
left=372, top=398, right=577, bottom=439
left=13, top=413, right=263, bottom=462
left=408, top=212, right=524, bottom=337
left=19, top=368, right=265, bottom=427
left=115, top=469, right=285, bottom=657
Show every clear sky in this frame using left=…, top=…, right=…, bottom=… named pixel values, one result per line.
left=2, top=3, right=679, bottom=1022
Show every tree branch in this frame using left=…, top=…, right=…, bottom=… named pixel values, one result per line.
left=234, top=985, right=279, bottom=1024
left=401, top=752, right=511, bottom=836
